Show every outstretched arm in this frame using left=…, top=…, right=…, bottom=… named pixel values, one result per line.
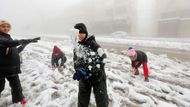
left=0, top=38, right=20, bottom=47
left=0, top=37, right=40, bottom=48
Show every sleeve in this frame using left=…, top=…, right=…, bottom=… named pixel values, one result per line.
left=132, top=61, right=141, bottom=68
left=133, top=51, right=145, bottom=68
left=17, top=44, right=27, bottom=53
left=0, top=38, right=20, bottom=47
left=136, top=62, right=142, bottom=68
left=60, top=52, right=67, bottom=66
left=143, top=62, right=149, bottom=77
left=91, top=40, right=100, bottom=51
left=51, top=54, right=55, bottom=67
left=91, top=40, right=107, bottom=58
left=131, top=61, right=136, bottom=68
left=143, top=52, right=148, bottom=62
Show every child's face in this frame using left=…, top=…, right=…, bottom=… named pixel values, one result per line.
left=0, top=23, right=11, bottom=34
left=129, top=54, right=137, bottom=61
left=78, top=33, right=86, bottom=41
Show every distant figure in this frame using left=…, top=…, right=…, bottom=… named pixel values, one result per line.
left=0, top=20, right=40, bottom=106
left=51, top=45, right=67, bottom=72
left=127, top=47, right=149, bottom=82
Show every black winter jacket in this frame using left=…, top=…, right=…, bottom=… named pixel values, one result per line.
left=0, top=32, right=24, bottom=78
left=73, top=35, right=106, bottom=83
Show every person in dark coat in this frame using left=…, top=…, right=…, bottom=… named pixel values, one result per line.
left=51, top=45, right=67, bottom=72
left=0, top=20, right=39, bottom=105
left=72, top=23, right=108, bottom=107
left=127, top=47, right=149, bottom=82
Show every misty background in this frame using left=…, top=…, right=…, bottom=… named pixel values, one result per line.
left=1, top=0, right=190, bottom=37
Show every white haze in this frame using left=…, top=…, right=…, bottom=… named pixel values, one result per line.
left=0, top=0, right=81, bottom=35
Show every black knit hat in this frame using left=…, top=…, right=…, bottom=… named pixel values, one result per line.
left=74, top=23, right=88, bottom=36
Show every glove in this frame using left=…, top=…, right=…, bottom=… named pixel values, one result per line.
left=97, top=48, right=107, bottom=58
left=18, top=39, right=33, bottom=45
left=73, top=68, right=86, bottom=81
left=102, top=53, right=107, bottom=59
left=18, top=37, right=40, bottom=45
left=31, top=37, right=40, bottom=42
left=73, top=68, right=92, bottom=81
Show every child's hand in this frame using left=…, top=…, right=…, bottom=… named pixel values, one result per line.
left=52, top=66, right=56, bottom=71
left=58, top=66, right=64, bottom=72
left=133, top=67, right=137, bottom=72
left=133, top=68, right=139, bottom=75
left=134, top=61, right=139, bottom=66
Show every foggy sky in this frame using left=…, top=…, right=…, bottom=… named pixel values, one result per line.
left=0, top=0, right=81, bottom=35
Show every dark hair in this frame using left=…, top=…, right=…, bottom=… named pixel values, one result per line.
left=128, top=47, right=133, bottom=50
left=74, top=23, right=88, bottom=36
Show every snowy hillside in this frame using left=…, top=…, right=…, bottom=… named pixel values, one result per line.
left=0, top=36, right=190, bottom=107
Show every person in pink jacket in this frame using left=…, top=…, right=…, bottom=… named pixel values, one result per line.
left=127, top=47, right=149, bottom=82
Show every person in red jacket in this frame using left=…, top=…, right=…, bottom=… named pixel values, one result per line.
left=127, top=47, right=149, bottom=82
left=51, top=45, right=67, bottom=72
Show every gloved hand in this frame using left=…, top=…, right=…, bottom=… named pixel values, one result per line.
left=73, top=68, right=92, bottom=81
left=102, top=53, right=107, bottom=59
left=97, top=48, right=107, bottom=59
left=18, top=39, right=33, bottom=45
left=73, top=68, right=86, bottom=81
left=18, top=37, right=40, bottom=45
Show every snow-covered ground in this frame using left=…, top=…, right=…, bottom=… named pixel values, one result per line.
left=0, top=35, right=190, bottom=107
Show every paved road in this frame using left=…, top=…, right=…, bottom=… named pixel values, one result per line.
left=36, top=36, right=190, bottom=62
left=101, top=42, right=190, bottom=62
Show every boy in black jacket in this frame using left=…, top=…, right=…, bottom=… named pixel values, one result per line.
left=0, top=20, right=39, bottom=106
left=73, top=23, right=108, bottom=107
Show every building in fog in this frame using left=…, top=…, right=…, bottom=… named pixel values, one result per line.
left=62, top=0, right=157, bottom=36
left=157, top=0, right=190, bottom=37
left=80, top=0, right=137, bottom=35
left=73, top=0, right=158, bottom=37
left=62, top=0, right=190, bottom=37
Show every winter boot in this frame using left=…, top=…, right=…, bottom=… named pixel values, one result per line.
left=144, top=77, right=149, bottom=82
left=20, top=99, right=27, bottom=107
